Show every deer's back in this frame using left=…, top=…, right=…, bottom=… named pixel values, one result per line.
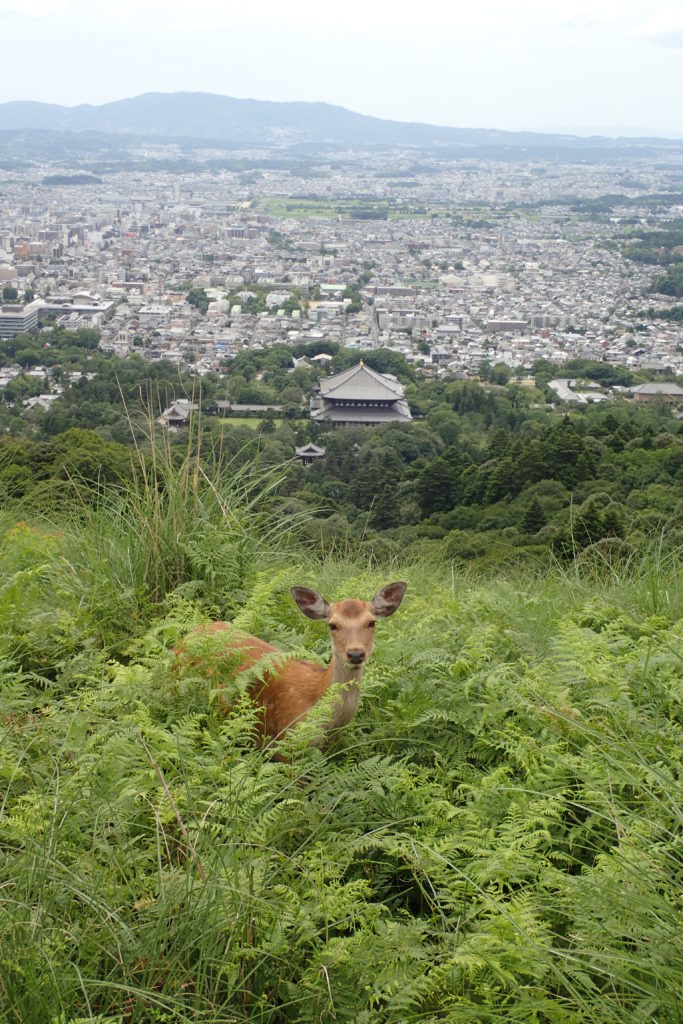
left=203, top=622, right=331, bottom=742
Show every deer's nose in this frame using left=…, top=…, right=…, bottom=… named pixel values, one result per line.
left=347, top=649, right=366, bottom=665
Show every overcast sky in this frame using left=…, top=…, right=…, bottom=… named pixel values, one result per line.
left=1, top=0, right=682, bottom=136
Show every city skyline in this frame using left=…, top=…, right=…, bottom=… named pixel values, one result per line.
left=0, top=0, right=682, bottom=137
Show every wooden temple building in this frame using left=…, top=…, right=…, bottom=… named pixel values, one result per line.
left=310, top=361, right=412, bottom=427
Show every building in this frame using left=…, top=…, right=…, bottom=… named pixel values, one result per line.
left=0, top=301, right=42, bottom=338
left=310, top=362, right=412, bottom=427
left=158, top=399, right=199, bottom=428
left=294, top=443, right=326, bottom=466
left=216, top=402, right=283, bottom=414
left=630, top=382, right=683, bottom=404
left=138, top=304, right=171, bottom=327
left=486, top=319, right=528, bottom=334
left=23, top=394, right=59, bottom=413
left=38, top=295, right=115, bottom=322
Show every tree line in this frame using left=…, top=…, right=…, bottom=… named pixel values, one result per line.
left=1, top=326, right=681, bottom=566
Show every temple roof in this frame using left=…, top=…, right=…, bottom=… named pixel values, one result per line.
left=631, top=382, right=683, bottom=396
left=311, top=401, right=412, bottom=424
left=319, top=362, right=405, bottom=402
left=294, top=443, right=326, bottom=456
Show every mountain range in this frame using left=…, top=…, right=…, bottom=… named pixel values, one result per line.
left=1, top=92, right=681, bottom=159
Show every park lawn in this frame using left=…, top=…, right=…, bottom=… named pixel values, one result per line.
left=219, top=416, right=308, bottom=429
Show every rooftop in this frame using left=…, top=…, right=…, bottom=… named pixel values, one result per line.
left=319, top=362, right=405, bottom=403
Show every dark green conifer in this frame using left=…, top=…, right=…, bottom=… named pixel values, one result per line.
left=521, top=496, right=547, bottom=534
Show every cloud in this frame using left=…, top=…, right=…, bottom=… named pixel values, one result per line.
left=633, top=7, right=683, bottom=47
left=649, top=30, right=683, bottom=46
left=557, top=1, right=624, bottom=28
left=555, top=0, right=664, bottom=29
left=0, top=0, right=544, bottom=35
left=164, top=18, right=219, bottom=35
left=0, top=0, right=68, bottom=16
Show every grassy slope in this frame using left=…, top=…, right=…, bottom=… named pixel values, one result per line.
left=0, top=485, right=681, bottom=1022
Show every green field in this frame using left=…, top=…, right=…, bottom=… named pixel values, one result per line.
left=219, top=416, right=287, bottom=429
left=1, top=452, right=681, bottom=1022
left=256, top=197, right=340, bottom=219
left=255, top=197, right=448, bottom=220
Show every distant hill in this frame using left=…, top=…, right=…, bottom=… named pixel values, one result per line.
left=0, top=92, right=681, bottom=157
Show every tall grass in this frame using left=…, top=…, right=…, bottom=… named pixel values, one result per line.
left=0, top=413, right=310, bottom=670
left=0, top=467, right=681, bottom=1021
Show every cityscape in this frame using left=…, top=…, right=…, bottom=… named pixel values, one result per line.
left=1, top=147, right=682, bottom=410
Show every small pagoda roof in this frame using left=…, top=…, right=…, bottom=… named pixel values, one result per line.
left=159, top=399, right=199, bottom=422
left=319, top=362, right=405, bottom=402
left=294, top=443, right=326, bottom=456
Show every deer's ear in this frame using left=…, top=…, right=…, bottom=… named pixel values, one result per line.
left=290, top=586, right=331, bottom=620
left=370, top=581, right=407, bottom=618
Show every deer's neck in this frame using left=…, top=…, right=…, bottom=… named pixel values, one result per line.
left=328, top=653, right=364, bottom=687
left=320, top=654, right=363, bottom=732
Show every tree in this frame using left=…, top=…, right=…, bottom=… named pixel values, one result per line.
left=545, top=418, right=586, bottom=487
left=478, top=359, right=492, bottom=382
left=484, top=456, right=516, bottom=503
left=601, top=503, right=625, bottom=538
left=369, top=468, right=401, bottom=530
left=490, top=363, right=512, bottom=385
left=650, top=264, right=683, bottom=298
left=2, top=285, right=18, bottom=302
left=353, top=446, right=403, bottom=512
left=521, top=496, right=547, bottom=534
left=486, top=428, right=510, bottom=460
left=259, top=410, right=277, bottom=434
left=531, top=359, right=559, bottom=389
left=49, top=428, right=135, bottom=486
left=280, top=385, right=304, bottom=407
left=425, top=408, right=459, bottom=446
left=3, top=374, right=43, bottom=402
left=227, top=374, right=247, bottom=402
left=186, top=287, right=210, bottom=315
left=572, top=494, right=609, bottom=548
left=417, top=453, right=461, bottom=515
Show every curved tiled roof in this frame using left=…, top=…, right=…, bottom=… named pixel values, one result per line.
left=631, top=382, right=683, bottom=395
left=319, top=362, right=405, bottom=401
left=311, top=402, right=412, bottom=424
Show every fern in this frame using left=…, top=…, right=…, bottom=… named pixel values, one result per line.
left=1, top=510, right=681, bottom=1022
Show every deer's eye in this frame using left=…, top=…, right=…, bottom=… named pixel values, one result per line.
left=368, top=620, right=376, bottom=629
left=329, top=623, right=339, bottom=631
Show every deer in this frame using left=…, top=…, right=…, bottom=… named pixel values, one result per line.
left=194, top=582, right=407, bottom=752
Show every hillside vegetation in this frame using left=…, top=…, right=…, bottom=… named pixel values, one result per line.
left=2, top=328, right=682, bottom=568
left=1, top=448, right=681, bottom=1023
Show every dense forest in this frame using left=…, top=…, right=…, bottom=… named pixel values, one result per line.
left=1, top=327, right=681, bottom=569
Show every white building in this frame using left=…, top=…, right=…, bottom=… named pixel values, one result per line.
left=0, top=301, right=42, bottom=338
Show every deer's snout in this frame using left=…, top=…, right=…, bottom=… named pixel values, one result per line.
left=346, top=648, right=366, bottom=665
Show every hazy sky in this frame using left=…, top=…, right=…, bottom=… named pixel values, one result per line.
left=1, top=0, right=682, bottom=136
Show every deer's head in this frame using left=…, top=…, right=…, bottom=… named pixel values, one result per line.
left=290, top=582, right=407, bottom=668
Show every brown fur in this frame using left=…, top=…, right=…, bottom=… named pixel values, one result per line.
left=190, top=582, right=407, bottom=749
